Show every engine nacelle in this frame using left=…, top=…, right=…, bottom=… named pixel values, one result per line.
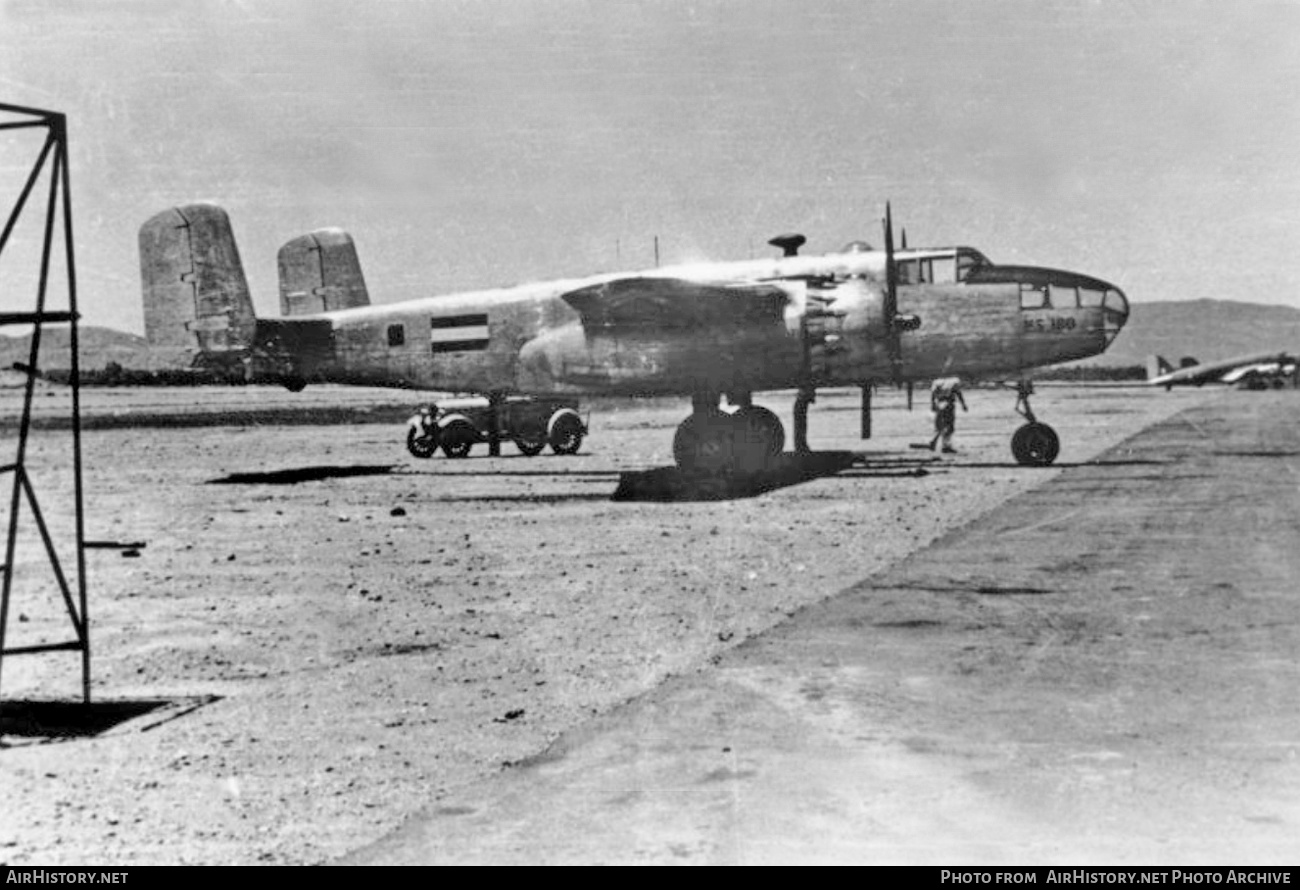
left=801, top=278, right=892, bottom=385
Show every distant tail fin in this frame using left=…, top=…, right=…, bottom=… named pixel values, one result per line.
left=1146, top=355, right=1175, bottom=381
left=277, top=229, right=371, bottom=316
left=140, top=203, right=257, bottom=356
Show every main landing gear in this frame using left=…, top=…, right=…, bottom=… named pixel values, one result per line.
left=672, top=392, right=785, bottom=474
left=1010, top=380, right=1060, bottom=466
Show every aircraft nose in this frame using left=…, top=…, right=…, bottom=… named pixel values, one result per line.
left=1101, top=284, right=1129, bottom=345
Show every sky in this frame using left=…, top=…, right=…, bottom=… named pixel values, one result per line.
left=2, top=0, right=1299, bottom=332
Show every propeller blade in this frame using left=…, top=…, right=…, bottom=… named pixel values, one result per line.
left=883, top=203, right=898, bottom=319
left=883, top=202, right=901, bottom=379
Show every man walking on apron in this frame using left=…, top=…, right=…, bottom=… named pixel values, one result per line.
left=929, top=376, right=967, bottom=454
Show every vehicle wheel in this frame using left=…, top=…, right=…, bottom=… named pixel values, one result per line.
left=673, top=410, right=734, bottom=473
left=440, top=420, right=477, bottom=459
left=548, top=413, right=585, bottom=455
left=1011, top=422, right=1059, bottom=466
left=406, top=427, right=439, bottom=459
left=514, top=434, right=546, bottom=456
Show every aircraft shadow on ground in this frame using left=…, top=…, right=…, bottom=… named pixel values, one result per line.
left=197, top=452, right=1169, bottom=500
left=402, top=468, right=619, bottom=479
left=207, top=465, right=397, bottom=485
left=612, top=451, right=924, bottom=502
left=431, top=493, right=619, bottom=504
left=0, top=695, right=221, bottom=745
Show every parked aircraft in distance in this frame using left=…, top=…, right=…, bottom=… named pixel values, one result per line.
left=1147, top=352, right=1298, bottom=390
left=139, top=202, right=1130, bottom=471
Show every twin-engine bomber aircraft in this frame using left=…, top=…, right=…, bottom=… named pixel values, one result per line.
left=1147, top=352, right=1298, bottom=390
left=139, top=202, right=1130, bottom=471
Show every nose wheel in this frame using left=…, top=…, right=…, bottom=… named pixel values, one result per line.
left=1011, top=421, right=1059, bottom=466
left=1010, top=380, right=1059, bottom=466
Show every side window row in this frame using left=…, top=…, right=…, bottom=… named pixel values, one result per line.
left=1020, top=284, right=1115, bottom=310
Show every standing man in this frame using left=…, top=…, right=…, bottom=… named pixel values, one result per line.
left=929, top=376, right=967, bottom=454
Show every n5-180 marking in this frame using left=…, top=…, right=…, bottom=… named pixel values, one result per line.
left=1024, top=316, right=1078, bottom=332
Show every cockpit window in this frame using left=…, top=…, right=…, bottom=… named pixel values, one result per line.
left=1049, top=283, right=1077, bottom=308
left=1020, top=283, right=1049, bottom=310
left=897, top=249, right=989, bottom=287
left=1078, top=288, right=1105, bottom=307
left=955, top=249, right=987, bottom=282
left=930, top=257, right=956, bottom=284
left=898, top=256, right=956, bottom=285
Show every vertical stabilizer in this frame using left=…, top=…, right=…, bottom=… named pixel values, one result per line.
left=139, top=203, right=257, bottom=354
left=277, top=228, right=371, bottom=316
left=1146, top=355, right=1174, bottom=381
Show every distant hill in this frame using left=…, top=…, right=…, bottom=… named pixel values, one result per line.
left=0, top=326, right=152, bottom=369
left=3, top=297, right=1297, bottom=380
left=1088, top=298, right=1300, bottom=368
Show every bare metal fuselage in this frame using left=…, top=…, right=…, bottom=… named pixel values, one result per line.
left=308, top=260, right=1123, bottom=396
left=138, top=203, right=1128, bottom=399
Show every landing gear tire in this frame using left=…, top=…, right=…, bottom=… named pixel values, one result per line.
left=673, top=408, right=785, bottom=474
left=440, top=420, right=478, bottom=459
left=406, top=428, right=439, bottom=459
left=732, top=406, right=785, bottom=456
left=548, top=414, right=585, bottom=455
left=730, top=406, right=784, bottom=473
left=673, top=410, right=733, bottom=473
left=1011, top=422, right=1060, bottom=467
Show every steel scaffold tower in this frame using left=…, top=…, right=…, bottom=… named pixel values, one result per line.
left=0, top=102, right=89, bottom=704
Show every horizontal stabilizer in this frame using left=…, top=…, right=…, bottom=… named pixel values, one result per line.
left=561, top=277, right=790, bottom=330
left=278, top=229, right=371, bottom=316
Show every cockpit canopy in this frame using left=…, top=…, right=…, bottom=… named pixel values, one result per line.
left=894, top=247, right=991, bottom=285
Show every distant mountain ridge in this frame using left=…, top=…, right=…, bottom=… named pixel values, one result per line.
left=0, top=327, right=174, bottom=372
left=1095, top=298, right=1300, bottom=367
left=2, top=298, right=1297, bottom=376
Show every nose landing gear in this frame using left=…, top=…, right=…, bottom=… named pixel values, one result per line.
left=1010, top=380, right=1060, bottom=466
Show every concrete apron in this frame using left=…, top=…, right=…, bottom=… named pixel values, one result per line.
left=343, top=394, right=1300, bottom=865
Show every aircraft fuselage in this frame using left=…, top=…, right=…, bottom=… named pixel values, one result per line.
left=139, top=203, right=1130, bottom=469
left=299, top=253, right=1127, bottom=396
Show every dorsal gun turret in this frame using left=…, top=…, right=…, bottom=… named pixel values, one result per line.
left=767, top=233, right=807, bottom=257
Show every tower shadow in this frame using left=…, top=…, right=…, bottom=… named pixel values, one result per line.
left=0, top=695, right=220, bottom=744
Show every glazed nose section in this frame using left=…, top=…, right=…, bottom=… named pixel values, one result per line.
left=1101, top=285, right=1129, bottom=345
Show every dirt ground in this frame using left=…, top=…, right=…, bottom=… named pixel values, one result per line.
left=0, top=383, right=1207, bottom=865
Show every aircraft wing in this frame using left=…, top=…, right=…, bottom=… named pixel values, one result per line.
left=1220, top=363, right=1283, bottom=385
left=561, top=277, right=791, bottom=330
left=1148, top=351, right=1294, bottom=388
